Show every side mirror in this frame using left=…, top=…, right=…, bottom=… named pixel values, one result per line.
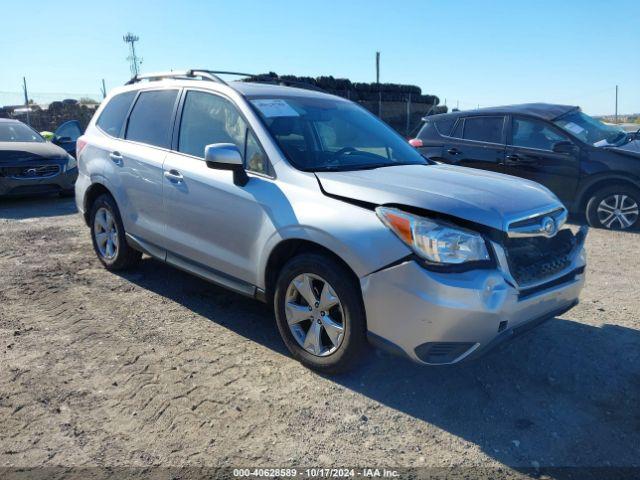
left=53, top=136, right=73, bottom=145
left=204, top=143, right=248, bottom=186
left=552, top=140, right=576, bottom=154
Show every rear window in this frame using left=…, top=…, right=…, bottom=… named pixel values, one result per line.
left=96, top=91, right=136, bottom=137
left=462, top=116, right=504, bottom=143
left=126, top=90, right=179, bottom=148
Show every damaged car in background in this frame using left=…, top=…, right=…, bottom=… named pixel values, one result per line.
left=75, top=70, right=587, bottom=372
left=0, top=118, right=77, bottom=197
left=410, top=104, right=640, bottom=231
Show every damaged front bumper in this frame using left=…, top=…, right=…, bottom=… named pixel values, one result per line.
left=362, top=226, right=588, bottom=365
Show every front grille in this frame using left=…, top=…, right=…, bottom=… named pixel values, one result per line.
left=507, top=208, right=567, bottom=238
left=5, top=165, right=61, bottom=179
left=503, top=228, right=577, bottom=286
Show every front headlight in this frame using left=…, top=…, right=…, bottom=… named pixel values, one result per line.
left=376, top=206, right=490, bottom=265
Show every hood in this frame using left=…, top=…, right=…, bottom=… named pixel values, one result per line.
left=606, top=139, right=640, bottom=159
left=0, top=141, right=68, bottom=165
left=316, top=164, right=562, bottom=231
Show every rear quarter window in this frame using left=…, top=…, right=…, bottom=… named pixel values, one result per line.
left=96, top=91, right=136, bottom=137
left=434, top=118, right=456, bottom=136
left=417, top=118, right=456, bottom=140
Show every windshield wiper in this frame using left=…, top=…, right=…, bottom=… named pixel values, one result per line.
left=311, top=162, right=427, bottom=172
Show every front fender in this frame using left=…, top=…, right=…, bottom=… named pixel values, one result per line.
left=256, top=203, right=412, bottom=289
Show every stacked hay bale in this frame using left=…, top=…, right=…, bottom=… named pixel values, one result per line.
left=247, top=73, right=446, bottom=134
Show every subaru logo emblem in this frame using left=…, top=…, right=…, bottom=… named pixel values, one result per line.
left=26, top=168, right=37, bottom=177
left=541, top=216, right=557, bottom=237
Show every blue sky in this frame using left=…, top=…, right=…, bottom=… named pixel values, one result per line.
left=1, top=0, right=638, bottom=115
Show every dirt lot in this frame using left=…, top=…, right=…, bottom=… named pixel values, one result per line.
left=1, top=197, right=639, bottom=475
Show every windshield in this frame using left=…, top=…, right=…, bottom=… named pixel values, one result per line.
left=250, top=97, right=428, bottom=171
left=553, top=110, right=627, bottom=147
left=0, top=122, right=44, bottom=143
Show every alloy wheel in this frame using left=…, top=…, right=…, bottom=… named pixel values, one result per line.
left=284, top=273, right=345, bottom=357
left=597, top=194, right=639, bottom=229
left=93, top=207, right=119, bottom=260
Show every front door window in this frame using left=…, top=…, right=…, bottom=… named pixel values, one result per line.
left=512, top=118, right=567, bottom=151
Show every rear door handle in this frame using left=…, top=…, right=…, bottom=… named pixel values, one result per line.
left=109, top=152, right=123, bottom=166
left=506, top=154, right=536, bottom=164
left=164, top=169, right=183, bottom=183
left=447, top=148, right=461, bottom=155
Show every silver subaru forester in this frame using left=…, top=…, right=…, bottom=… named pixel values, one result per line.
left=75, top=70, right=587, bottom=373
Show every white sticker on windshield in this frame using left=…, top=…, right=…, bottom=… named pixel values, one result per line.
left=251, top=99, right=299, bottom=118
left=563, top=122, right=585, bottom=135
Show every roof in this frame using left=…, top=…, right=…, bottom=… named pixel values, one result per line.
left=430, top=103, right=579, bottom=122
left=230, top=81, right=343, bottom=100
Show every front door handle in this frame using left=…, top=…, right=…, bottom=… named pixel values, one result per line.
left=447, top=148, right=461, bottom=155
left=506, top=154, right=520, bottom=162
left=164, top=169, right=183, bottom=183
left=109, top=152, right=123, bottom=166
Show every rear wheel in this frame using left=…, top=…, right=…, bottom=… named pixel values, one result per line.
left=273, top=253, right=368, bottom=373
left=89, top=193, right=141, bottom=270
left=586, top=185, right=640, bottom=231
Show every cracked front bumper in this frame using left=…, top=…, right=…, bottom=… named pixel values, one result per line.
left=361, top=242, right=586, bottom=365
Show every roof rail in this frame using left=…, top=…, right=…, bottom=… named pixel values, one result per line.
left=124, top=70, right=228, bottom=86
left=124, top=69, right=326, bottom=93
left=189, top=70, right=326, bottom=92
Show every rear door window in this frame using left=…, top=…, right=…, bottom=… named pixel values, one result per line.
left=462, top=116, right=505, bottom=144
left=125, top=89, right=179, bottom=148
left=96, top=91, right=136, bottom=137
left=54, top=120, right=82, bottom=141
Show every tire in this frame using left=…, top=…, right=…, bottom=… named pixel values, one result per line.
left=89, top=193, right=142, bottom=270
left=585, top=184, right=640, bottom=231
left=273, top=253, right=368, bottom=374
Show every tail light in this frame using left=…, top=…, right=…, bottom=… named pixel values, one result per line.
left=76, top=136, right=88, bottom=158
left=408, top=138, right=423, bottom=148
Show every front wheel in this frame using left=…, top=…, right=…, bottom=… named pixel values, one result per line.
left=273, top=253, right=368, bottom=374
left=585, top=185, right=640, bottom=231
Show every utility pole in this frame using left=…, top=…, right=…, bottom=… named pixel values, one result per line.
left=375, top=51, right=381, bottom=117
left=22, top=77, right=30, bottom=126
left=615, top=85, right=618, bottom=123
left=100, top=79, right=107, bottom=99
left=123, top=33, right=142, bottom=77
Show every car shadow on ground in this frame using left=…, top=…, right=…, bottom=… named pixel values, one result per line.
left=0, top=195, right=77, bottom=219
left=119, top=257, right=640, bottom=475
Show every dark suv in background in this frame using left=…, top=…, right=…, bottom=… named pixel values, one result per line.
left=410, top=104, right=640, bottom=230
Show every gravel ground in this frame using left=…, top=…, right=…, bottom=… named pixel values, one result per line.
left=0, top=196, right=639, bottom=476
